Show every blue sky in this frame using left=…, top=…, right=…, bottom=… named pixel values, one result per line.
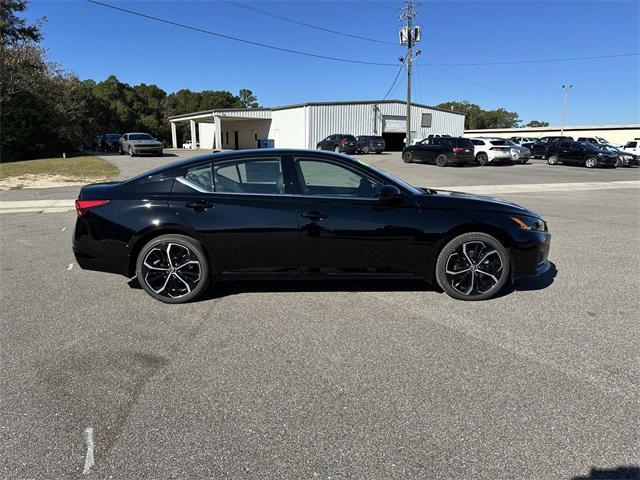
left=26, top=0, right=639, bottom=125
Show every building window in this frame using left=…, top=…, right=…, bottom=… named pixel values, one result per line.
left=254, top=133, right=258, bottom=141
left=421, top=113, right=432, bottom=128
left=225, top=131, right=229, bottom=145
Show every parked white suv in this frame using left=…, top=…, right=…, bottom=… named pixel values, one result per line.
left=182, top=140, right=200, bottom=149
left=469, top=138, right=512, bottom=165
left=622, top=140, right=640, bottom=155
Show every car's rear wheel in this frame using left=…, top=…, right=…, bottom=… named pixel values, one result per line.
left=128, top=146, right=135, bottom=157
left=402, top=152, right=413, bottom=163
left=476, top=153, right=488, bottom=166
left=435, top=232, right=510, bottom=301
left=136, top=234, right=210, bottom=304
left=435, top=154, right=448, bottom=167
left=362, top=145, right=370, bottom=154
left=584, top=156, right=598, bottom=168
left=547, top=154, right=559, bottom=165
left=334, top=146, right=341, bottom=153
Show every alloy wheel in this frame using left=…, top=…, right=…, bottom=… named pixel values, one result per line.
left=141, top=242, right=202, bottom=299
left=444, top=241, right=504, bottom=297
left=585, top=157, right=597, bottom=168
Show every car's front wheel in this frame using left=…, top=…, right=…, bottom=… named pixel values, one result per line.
left=584, top=156, right=598, bottom=168
left=435, top=232, right=510, bottom=301
left=402, top=152, right=413, bottom=163
left=547, top=154, right=559, bottom=165
left=128, top=146, right=135, bottom=157
left=136, top=234, right=210, bottom=304
left=361, top=145, right=370, bottom=154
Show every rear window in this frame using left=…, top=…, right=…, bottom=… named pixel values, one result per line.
left=455, top=138, right=474, bottom=147
left=489, top=140, right=507, bottom=146
left=343, top=135, right=357, bottom=141
left=625, top=142, right=637, bottom=148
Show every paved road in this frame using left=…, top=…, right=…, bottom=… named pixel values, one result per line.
left=1, top=160, right=639, bottom=479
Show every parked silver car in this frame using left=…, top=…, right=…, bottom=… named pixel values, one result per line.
left=504, top=139, right=531, bottom=164
left=119, top=133, right=163, bottom=156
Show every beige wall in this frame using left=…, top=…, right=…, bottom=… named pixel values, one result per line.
left=464, top=125, right=640, bottom=145
left=219, top=119, right=271, bottom=150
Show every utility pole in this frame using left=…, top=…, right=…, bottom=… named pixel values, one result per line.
left=560, top=84, right=572, bottom=136
left=399, top=1, right=421, bottom=148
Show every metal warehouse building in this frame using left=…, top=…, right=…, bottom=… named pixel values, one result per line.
left=168, top=100, right=465, bottom=151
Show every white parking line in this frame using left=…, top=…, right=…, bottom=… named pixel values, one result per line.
left=67, top=263, right=74, bottom=271
left=82, top=427, right=94, bottom=475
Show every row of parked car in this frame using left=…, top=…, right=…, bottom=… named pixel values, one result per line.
left=401, top=134, right=639, bottom=168
left=316, top=134, right=386, bottom=154
left=93, top=133, right=164, bottom=156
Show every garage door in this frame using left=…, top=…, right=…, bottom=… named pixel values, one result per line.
left=383, top=115, right=406, bottom=133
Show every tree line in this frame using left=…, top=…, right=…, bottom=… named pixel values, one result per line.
left=1, top=1, right=547, bottom=162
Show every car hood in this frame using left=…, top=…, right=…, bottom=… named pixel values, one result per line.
left=129, top=139, right=162, bottom=145
left=419, top=188, right=540, bottom=217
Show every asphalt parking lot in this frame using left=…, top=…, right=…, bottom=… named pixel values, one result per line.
left=1, top=151, right=639, bottom=479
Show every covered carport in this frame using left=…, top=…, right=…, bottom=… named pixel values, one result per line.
left=168, top=109, right=272, bottom=150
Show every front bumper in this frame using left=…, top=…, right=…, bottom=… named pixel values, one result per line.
left=133, top=146, right=163, bottom=155
left=511, top=230, right=551, bottom=280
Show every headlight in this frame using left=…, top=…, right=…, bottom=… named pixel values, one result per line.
left=597, top=153, right=604, bottom=157
left=510, top=216, right=547, bottom=232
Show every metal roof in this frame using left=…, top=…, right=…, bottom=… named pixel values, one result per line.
left=168, top=99, right=465, bottom=121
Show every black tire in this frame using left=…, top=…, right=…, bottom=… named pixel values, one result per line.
left=362, top=145, right=370, bottom=154
left=402, top=151, right=413, bottom=163
left=128, top=146, right=135, bottom=157
left=476, top=153, right=489, bottom=166
left=136, top=234, right=210, bottom=304
left=435, top=232, right=510, bottom=301
left=118, top=146, right=124, bottom=155
left=547, top=154, right=559, bottom=165
left=584, top=156, right=598, bottom=168
left=375, top=151, right=382, bottom=154
left=435, top=154, right=448, bottom=167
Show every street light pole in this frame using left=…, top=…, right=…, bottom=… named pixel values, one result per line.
left=560, top=84, right=572, bottom=136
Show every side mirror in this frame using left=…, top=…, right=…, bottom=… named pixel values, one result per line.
left=378, top=184, right=402, bottom=202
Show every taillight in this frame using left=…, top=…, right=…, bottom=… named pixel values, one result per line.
left=75, top=199, right=109, bottom=216
left=341, top=139, right=348, bottom=145
left=452, top=147, right=464, bottom=154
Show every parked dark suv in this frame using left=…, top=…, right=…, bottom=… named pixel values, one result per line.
left=522, top=136, right=574, bottom=158
left=545, top=140, right=618, bottom=168
left=356, top=135, right=385, bottom=154
left=317, top=134, right=358, bottom=154
left=402, top=137, right=475, bottom=166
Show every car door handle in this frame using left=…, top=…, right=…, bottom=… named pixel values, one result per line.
left=301, top=211, right=328, bottom=220
left=186, top=200, right=214, bottom=210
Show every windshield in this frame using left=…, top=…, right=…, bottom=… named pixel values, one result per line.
left=105, top=134, right=121, bottom=141
left=129, top=133, right=154, bottom=141
left=582, top=142, right=601, bottom=151
left=596, top=137, right=610, bottom=144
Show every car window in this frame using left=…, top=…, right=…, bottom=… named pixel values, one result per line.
left=184, top=163, right=213, bottom=192
left=559, top=141, right=571, bottom=149
left=214, top=157, right=284, bottom=195
left=625, top=142, right=636, bottom=148
left=570, top=143, right=583, bottom=152
left=490, top=140, right=507, bottom=146
left=471, top=140, right=483, bottom=146
left=129, top=133, right=153, bottom=141
left=294, top=158, right=382, bottom=199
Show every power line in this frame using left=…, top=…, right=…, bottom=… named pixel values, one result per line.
left=382, top=58, right=406, bottom=101
left=222, top=0, right=396, bottom=46
left=362, top=1, right=400, bottom=11
left=418, top=57, right=552, bottom=96
left=86, top=0, right=398, bottom=66
left=436, top=52, right=639, bottom=66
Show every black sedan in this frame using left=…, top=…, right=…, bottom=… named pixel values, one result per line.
left=73, top=149, right=551, bottom=303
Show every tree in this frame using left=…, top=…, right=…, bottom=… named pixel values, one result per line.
left=0, top=0, right=43, bottom=46
left=525, top=120, right=549, bottom=127
left=237, top=89, right=259, bottom=108
left=435, top=100, right=521, bottom=129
